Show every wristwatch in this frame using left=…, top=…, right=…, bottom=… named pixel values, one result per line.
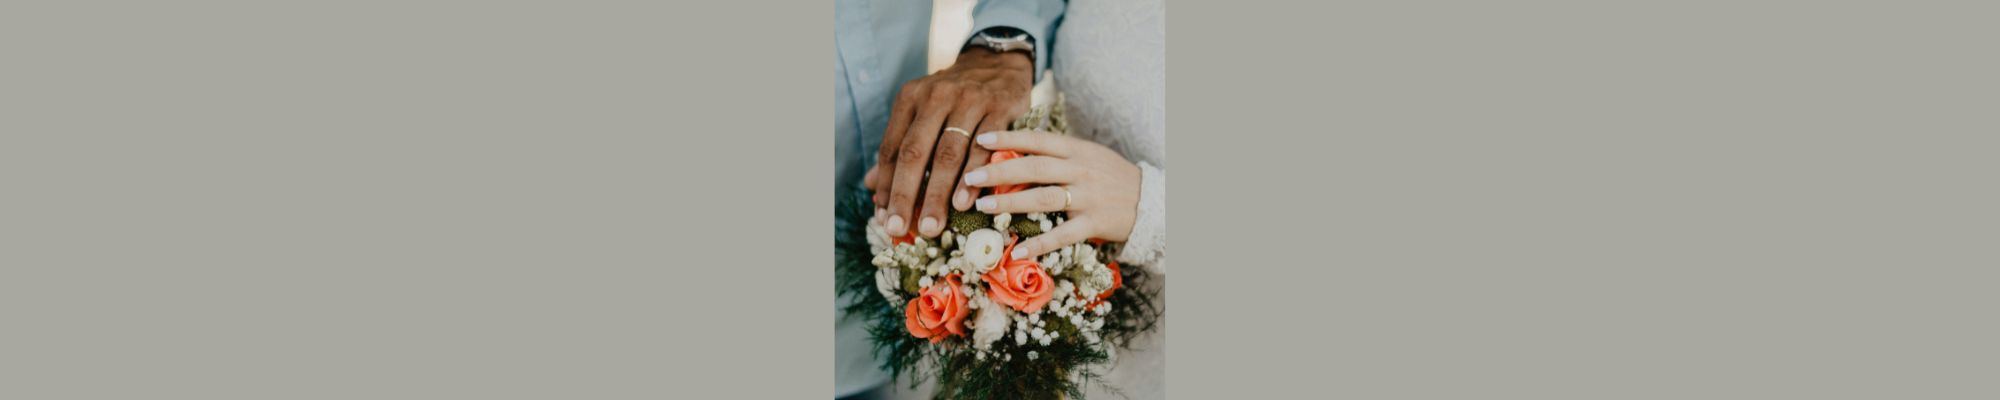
left=964, top=27, right=1035, bottom=58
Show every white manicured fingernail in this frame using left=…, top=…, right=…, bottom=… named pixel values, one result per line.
left=919, top=217, right=939, bottom=234
left=887, top=215, right=905, bottom=234
left=963, top=171, right=987, bottom=185
left=1010, top=247, right=1030, bottom=260
left=976, top=133, right=997, bottom=146
left=953, top=190, right=968, bottom=207
left=977, top=197, right=997, bottom=211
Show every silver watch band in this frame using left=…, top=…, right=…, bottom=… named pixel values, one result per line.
left=967, top=28, right=1034, bottom=55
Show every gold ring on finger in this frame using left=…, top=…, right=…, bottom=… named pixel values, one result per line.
left=1058, top=186, right=1072, bottom=211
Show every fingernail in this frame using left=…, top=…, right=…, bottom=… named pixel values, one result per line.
left=920, top=217, right=939, bottom=234
left=886, top=215, right=905, bottom=234
left=963, top=170, right=987, bottom=185
left=976, top=197, right=997, bottom=211
left=976, top=133, right=997, bottom=146
left=953, top=190, right=968, bottom=208
left=1010, top=247, right=1030, bottom=260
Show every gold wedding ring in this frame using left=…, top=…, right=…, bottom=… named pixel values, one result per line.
left=1058, top=186, right=1072, bottom=211
left=944, top=127, right=972, bottom=137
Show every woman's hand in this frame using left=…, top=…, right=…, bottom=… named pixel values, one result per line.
left=961, top=130, right=1141, bottom=260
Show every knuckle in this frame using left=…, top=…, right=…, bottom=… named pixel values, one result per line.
left=898, top=146, right=926, bottom=163
left=889, top=193, right=915, bottom=208
left=932, top=145, right=963, bottom=165
left=1028, top=159, right=1052, bottom=176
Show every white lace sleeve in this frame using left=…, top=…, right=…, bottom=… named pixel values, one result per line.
left=1117, top=161, right=1167, bottom=274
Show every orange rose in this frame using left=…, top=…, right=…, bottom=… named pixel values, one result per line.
left=987, top=150, right=1030, bottom=195
left=905, top=274, right=969, bottom=342
left=982, top=240, right=1055, bottom=313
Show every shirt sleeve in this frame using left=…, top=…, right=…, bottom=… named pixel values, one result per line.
left=1117, top=161, right=1167, bottom=274
left=970, top=0, right=1067, bottom=80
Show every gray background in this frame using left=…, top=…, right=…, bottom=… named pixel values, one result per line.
left=3, top=1, right=1995, bottom=398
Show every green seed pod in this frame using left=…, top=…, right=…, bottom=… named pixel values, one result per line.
left=949, top=209, right=992, bottom=234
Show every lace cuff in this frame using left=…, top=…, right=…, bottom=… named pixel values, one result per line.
left=1117, top=162, right=1167, bottom=274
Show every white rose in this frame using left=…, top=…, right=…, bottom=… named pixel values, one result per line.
left=959, top=229, right=1006, bottom=275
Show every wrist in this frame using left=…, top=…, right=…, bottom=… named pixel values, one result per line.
left=956, top=47, right=1033, bottom=70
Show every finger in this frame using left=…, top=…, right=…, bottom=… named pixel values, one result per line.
left=864, top=164, right=883, bottom=192
left=955, top=115, right=1010, bottom=211
left=878, top=80, right=928, bottom=170
left=886, top=83, right=960, bottom=236
left=974, top=186, right=1073, bottom=214
left=975, top=130, right=1082, bottom=159
left=1011, top=219, right=1094, bottom=260
left=864, top=164, right=888, bottom=206
left=920, top=98, right=984, bottom=237
left=961, top=156, right=1080, bottom=188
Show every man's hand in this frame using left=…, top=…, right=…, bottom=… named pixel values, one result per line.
left=863, top=48, right=1033, bottom=238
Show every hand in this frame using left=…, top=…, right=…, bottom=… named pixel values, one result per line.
left=863, top=48, right=1034, bottom=239
left=961, top=131, right=1142, bottom=261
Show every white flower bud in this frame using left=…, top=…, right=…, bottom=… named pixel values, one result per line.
left=1027, top=351, right=1039, bottom=360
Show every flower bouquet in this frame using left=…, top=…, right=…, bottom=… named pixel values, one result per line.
left=836, top=96, right=1163, bottom=400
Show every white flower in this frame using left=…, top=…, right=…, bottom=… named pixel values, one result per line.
left=959, top=229, right=1006, bottom=275
left=1027, top=350, right=1039, bottom=360
left=874, top=267, right=902, bottom=304
left=993, top=213, right=1012, bottom=230
left=970, top=296, right=1011, bottom=350
left=1039, top=219, right=1052, bottom=232
left=918, top=276, right=933, bottom=289
left=1015, top=332, right=1029, bottom=346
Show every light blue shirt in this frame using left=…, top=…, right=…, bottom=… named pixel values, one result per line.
left=833, top=0, right=1064, bottom=397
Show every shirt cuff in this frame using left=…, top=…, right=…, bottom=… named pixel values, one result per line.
left=969, top=0, right=1063, bottom=81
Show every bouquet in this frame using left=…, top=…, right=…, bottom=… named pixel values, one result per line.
left=836, top=96, right=1163, bottom=400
